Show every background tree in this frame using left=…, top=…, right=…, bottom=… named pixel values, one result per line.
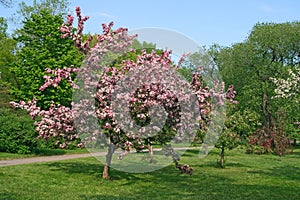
left=0, top=16, right=39, bottom=155
left=0, top=17, right=16, bottom=87
left=212, top=22, right=300, bottom=146
left=215, top=127, right=240, bottom=168
left=0, top=0, right=13, bottom=7
left=248, top=108, right=292, bottom=159
left=11, top=0, right=69, bottom=27
left=214, top=104, right=249, bottom=168
left=10, top=9, right=83, bottom=109
left=271, top=67, right=300, bottom=145
left=0, top=107, right=37, bottom=154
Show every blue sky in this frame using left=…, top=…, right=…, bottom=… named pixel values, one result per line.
left=1, top=0, right=300, bottom=47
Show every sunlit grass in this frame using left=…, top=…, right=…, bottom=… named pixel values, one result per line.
left=0, top=147, right=299, bottom=200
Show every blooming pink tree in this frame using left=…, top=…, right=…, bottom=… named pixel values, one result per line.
left=10, top=98, right=81, bottom=148
left=11, top=7, right=237, bottom=179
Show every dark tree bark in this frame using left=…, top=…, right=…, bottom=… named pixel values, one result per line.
left=220, top=147, right=225, bottom=168
left=102, top=143, right=116, bottom=179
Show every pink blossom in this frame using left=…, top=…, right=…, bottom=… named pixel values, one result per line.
left=10, top=6, right=237, bottom=154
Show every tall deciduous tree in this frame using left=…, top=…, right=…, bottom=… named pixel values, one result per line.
left=214, top=22, right=300, bottom=138
left=271, top=67, right=300, bottom=144
left=0, top=17, right=16, bottom=85
left=12, top=0, right=69, bottom=26
left=11, top=7, right=237, bottom=179
left=214, top=104, right=260, bottom=168
left=0, top=17, right=16, bottom=108
left=10, top=9, right=83, bottom=108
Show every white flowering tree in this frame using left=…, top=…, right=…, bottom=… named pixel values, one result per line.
left=270, top=67, right=300, bottom=145
left=270, top=68, right=300, bottom=99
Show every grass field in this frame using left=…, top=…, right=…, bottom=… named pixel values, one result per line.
left=0, top=147, right=299, bottom=200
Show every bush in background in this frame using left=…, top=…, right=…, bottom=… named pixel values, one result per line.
left=0, top=108, right=38, bottom=154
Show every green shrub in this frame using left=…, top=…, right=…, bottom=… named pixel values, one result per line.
left=35, top=137, right=82, bottom=150
left=0, top=108, right=38, bottom=154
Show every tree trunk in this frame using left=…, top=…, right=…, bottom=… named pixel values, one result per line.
left=220, top=147, right=225, bottom=168
left=148, top=143, right=153, bottom=156
left=262, top=93, right=276, bottom=128
left=102, top=143, right=116, bottom=179
left=262, top=93, right=269, bottom=127
left=205, top=144, right=209, bottom=155
left=148, top=143, right=154, bottom=163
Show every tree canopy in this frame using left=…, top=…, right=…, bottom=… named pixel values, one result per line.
left=13, top=0, right=69, bottom=25
left=212, top=21, right=300, bottom=146
left=10, top=9, right=83, bottom=108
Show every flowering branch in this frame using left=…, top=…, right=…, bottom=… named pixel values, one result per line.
left=39, top=67, right=79, bottom=91
left=270, top=68, right=300, bottom=99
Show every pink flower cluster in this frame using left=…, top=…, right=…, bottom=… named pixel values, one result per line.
left=59, top=6, right=136, bottom=56
left=10, top=7, right=237, bottom=155
left=9, top=98, right=40, bottom=119
left=59, top=7, right=90, bottom=53
left=89, top=47, right=237, bottom=157
left=39, top=67, right=79, bottom=91
left=10, top=99, right=82, bottom=148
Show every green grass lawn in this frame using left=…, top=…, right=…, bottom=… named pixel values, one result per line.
left=0, top=147, right=299, bottom=200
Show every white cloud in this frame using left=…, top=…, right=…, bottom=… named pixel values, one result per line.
left=99, top=12, right=118, bottom=19
left=259, top=4, right=274, bottom=13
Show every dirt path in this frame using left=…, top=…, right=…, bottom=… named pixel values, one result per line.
left=0, top=152, right=106, bottom=167
left=0, top=147, right=197, bottom=167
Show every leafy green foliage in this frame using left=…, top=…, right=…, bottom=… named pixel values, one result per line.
left=131, top=39, right=156, bottom=50
left=0, top=17, right=16, bottom=86
left=110, top=39, right=160, bottom=69
left=10, top=9, right=83, bottom=109
left=227, top=107, right=261, bottom=143
left=212, top=21, right=300, bottom=142
left=0, top=17, right=8, bottom=36
left=215, top=106, right=241, bottom=168
left=1, top=148, right=300, bottom=199
left=177, top=67, right=194, bottom=82
left=0, top=108, right=37, bottom=154
left=12, top=0, right=70, bottom=26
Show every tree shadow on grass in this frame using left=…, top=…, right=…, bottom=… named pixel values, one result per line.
left=0, top=192, right=17, bottom=200
left=248, top=165, right=300, bottom=182
left=41, top=153, right=300, bottom=199
left=224, top=162, right=250, bottom=168
left=79, top=195, right=136, bottom=200
left=289, top=151, right=300, bottom=158
left=45, top=159, right=103, bottom=177
left=183, top=149, right=220, bottom=156
left=77, top=176, right=300, bottom=200
left=45, top=158, right=141, bottom=181
left=109, top=166, right=235, bottom=199
left=191, top=158, right=251, bottom=169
